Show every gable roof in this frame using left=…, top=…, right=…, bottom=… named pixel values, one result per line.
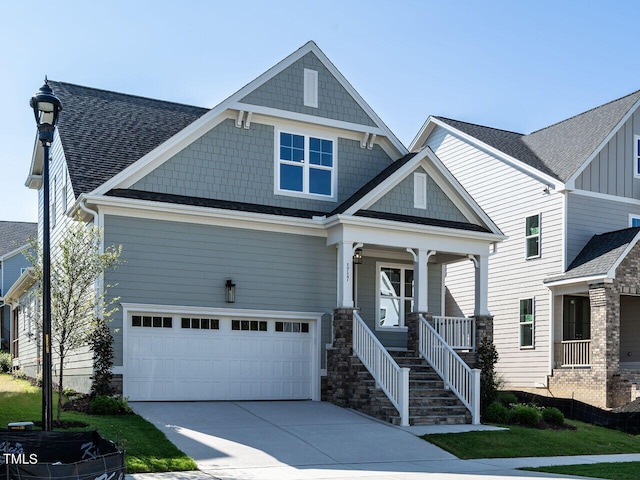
left=545, top=227, right=640, bottom=284
left=46, top=81, right=208, bottom=197
left=416, top=89, right=640, bottom=184
left=0, top=221, right=37, bottom=258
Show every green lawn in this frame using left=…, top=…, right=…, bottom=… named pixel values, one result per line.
left=0, top=374, right=197, bottom=473
left=424, top=420, right=640, bottom=459
left=525, top=462, right=640, bottom=480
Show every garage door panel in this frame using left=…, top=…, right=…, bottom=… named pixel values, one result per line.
left=126, top=317, right=314, bottom=401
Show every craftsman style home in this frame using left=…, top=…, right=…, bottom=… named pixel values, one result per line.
left=0, top=221, right=36, bottom=351
left=10, top=42, right=503, bottom=426
left=411, top=89, right=640, bottom=408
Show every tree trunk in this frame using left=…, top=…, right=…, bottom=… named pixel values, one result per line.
left=57, top=351, right=64, bottom=423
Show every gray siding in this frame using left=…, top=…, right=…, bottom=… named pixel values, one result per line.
left=132, top=119, right=393, bottom=212
left=2, top=252, right=31, bottom=296
left=428, top=126, right=564, bottom=388
left=566, top=192, right=640, bottom=264
left=356, top=256, right=443, bottom=349
left=575, top=110, right=640, bottom=198
left=241, top=52, right=377, bottom=127
left=103, top=215, right=338, bottom=366
left=369, top=167, right=468, bottom=222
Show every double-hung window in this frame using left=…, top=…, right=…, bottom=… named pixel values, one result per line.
left=277, top=131, right=335, bottom=199
left=378, top=265, right=414, bottom=329
left=519, top=298, right=534, bottom=348
left=525, top=214, right=541, bottom=259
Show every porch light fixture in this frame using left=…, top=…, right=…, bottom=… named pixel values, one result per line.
left=30, top=77, right=62, bottom=432
left=225, top=279, right=236, bottom=303
left=353, top=248, right=363, bottom=265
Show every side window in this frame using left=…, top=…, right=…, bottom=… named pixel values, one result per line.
left=277, top=131, right=335, bottom=200
left=525, top=214, right=540, bottom=259
left=519, top=298, right=534, bottom=348
left=634, top=135, right=640, bottom=178
left=629, top=214, right=640, bottom=227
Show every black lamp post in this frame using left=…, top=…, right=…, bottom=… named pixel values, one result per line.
left=30, top=78, right=62, bottom=431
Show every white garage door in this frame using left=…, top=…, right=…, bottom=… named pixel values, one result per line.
left=124, top=313, right=316, bottom=401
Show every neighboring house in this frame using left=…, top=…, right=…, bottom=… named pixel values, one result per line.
left=13, top=42, right=503, bottom=425
left=0, top=221, right=36, bottom=351
left=411, top=89, right=640, bottom=408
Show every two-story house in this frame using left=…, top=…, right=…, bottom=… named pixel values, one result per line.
left=0, top=221, right=36, bottom=351
left=11, top=42, right=503, bottom=426
left=411, top=89, right=640, bottom=408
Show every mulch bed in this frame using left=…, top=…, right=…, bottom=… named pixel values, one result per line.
left=61, top=395, right=91, bottom=414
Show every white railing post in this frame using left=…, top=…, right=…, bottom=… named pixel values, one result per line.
left=399, top=367, right=410, bottom=427
left=472, top=368, right=481, bottom=425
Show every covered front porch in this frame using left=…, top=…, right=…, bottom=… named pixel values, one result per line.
left=545, top=227, right=640, bottom=408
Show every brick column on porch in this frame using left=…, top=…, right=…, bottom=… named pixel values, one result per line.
left=473, top=314, right=494, bottom=369
left=324, top=308, right=356, bottom=406
left=406, top=312, right=430, bottom=353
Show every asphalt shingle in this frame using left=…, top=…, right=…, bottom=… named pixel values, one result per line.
left=0, top=221, right=37, bottom=257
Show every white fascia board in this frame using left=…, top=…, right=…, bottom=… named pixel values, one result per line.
left=408, top=116, right=437, bottom=151
left=428, top=117, right=565, bottom=190
left=325, top=215, right=504, bottom=254
left=82, top=194, right=327, bottom=238
left=121, top=303, right=325, bottom=320
left=565, top=97, right=640, bottom=190
left=4, top=267, right=36, bottom=305
left=544, top=274, right=611, bottom=288
left=0, top=244, right=31, bottom=262
left=570, top=187, right=640, bottom=207
left=92, top=41, right=405, bottom=195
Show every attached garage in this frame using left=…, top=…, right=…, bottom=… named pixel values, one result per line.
left=122, top=306, right=321, bottom=401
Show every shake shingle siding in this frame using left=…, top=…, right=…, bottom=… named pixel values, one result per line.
left=427, top=126, right=564, bottom=387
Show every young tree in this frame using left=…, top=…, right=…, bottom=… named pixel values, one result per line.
left=27, top=220, right=122, bottom=421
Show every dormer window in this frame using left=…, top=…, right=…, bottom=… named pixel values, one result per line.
left=276, top=131, right=336, bottom=200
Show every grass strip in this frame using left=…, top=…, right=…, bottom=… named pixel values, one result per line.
left=525, top=461, right=640, bottom=480
left=0, top=374, right=197, bottom=473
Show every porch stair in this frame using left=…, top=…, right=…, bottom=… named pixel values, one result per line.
left=357, top=350, right=472, bottom=426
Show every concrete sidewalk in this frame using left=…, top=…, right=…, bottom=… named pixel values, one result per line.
left=127, top=401, right=636, bottom=480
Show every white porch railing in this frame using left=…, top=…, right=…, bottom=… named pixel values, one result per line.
left=352, top=312, right=410, bottom=427
left=419, top=314, right=481, bottom=425
left=557, top=340, right=591, bottom=367
left=433, top=315, right=475, bottom=350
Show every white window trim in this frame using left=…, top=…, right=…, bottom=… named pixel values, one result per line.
left=524, top=213, right=541, bottom=260
left=413, top=172, right=427, bottom=209
left=634, top=134, right=640, bottom=179
left=304, top=68, right=318, bottom=108
left=375, top=262, right=413, bottom=332
left=519, top=297, right=535, bottom=349
left=629, top=213, right=640, bottom=227
left=274, top=127, right=338, bottom=202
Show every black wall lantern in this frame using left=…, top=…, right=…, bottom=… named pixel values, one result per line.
left=225, top=279, right=236, bottom=303
left=30, top=78, right=62, bottom=432
left=353, top=248, right=363, bottom=265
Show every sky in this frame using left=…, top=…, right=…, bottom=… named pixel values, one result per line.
left=1, top=0, right=639, bottom=223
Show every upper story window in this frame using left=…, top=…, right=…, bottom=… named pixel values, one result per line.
left=634, top=135, right=640, bottom=178
left=630, top=214, right=640, bottom=227
left=277, top=131, right=336, bottom=200
left=525, top=214, right=541, bottom=259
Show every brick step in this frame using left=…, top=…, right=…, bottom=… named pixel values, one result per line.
left=390, top=414, right=471, bottom=426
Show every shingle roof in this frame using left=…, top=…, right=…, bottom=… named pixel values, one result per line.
left=0, top=221, right=37, bottom=258
left=544, top=227, right=640, bottom=283
left=437, top=89, right=640, bottom=183
left=354, top=210, right=491, bottom=233
left=48, top=81, right=209, bottom=196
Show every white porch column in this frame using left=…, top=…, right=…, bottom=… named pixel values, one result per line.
left=337, top=241, right=354, bottom=308
left=407, top=248, right=436, bottom=312
left=471, top=254, right=490, bottom=316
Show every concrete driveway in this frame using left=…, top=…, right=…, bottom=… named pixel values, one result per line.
left=130, top=401, right=588, bottom=480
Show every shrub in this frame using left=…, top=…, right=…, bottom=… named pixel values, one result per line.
left=509, top=403, right=542, bottom=427
left=542, top=406, right=564, bottom=426
left=90, top=395, right=132, bottom=415
left=0, top=351, right=11, bottom=373
left=485, top=401, right=509, bottom=424
left=88, top=318, right=114, bottom=397
left=13, top=368, right=26, bottom=380
left=496, top=391, right=518, bottom=407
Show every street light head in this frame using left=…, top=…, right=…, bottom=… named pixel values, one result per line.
left=30, top=78, right=62, bottom=142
